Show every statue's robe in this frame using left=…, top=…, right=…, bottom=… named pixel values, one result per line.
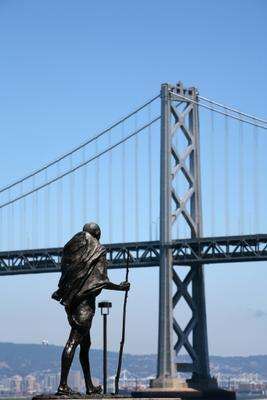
left=53, top=231, right=109, bottom=307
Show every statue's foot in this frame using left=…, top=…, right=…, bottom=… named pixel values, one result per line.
left=86, top=385, right=102, bottom=395
left=56, top=385, right=81, bottom=397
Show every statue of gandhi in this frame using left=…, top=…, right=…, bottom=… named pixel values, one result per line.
left=52, top=222, right=130, bottom=396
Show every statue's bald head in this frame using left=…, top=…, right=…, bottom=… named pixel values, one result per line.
left=83, top=222, right=101, bottom=240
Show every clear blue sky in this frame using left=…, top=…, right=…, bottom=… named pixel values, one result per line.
left=0, top=0, right=266, bottom=357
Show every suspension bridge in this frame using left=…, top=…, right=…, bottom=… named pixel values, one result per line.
left=0, top=82, right=267, bottom=390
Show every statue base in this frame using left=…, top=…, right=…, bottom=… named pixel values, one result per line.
left=132, top=387, right=235, bottom=400
left=33, top=386, right=236, bottom=400
left=33, top=395, right=129, bottom=400
left=136, top=374, right=235, bottom=399
left=133, top=375, right=235, bottom=400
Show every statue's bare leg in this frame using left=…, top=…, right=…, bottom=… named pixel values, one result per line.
left=80, top=333, right=102, bottom=394
left=57, top=328, right=84, bottom=395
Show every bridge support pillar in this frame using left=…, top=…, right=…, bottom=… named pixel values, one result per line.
left=151, top=83, right=176, bottom=388
left=151, top=82, right=217, bottom=390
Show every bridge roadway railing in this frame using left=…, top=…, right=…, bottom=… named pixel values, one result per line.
left=0, top=234, right=267, bottom=276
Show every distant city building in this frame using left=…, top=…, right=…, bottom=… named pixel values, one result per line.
left=43, top=372, right=60, bottom=392
left=24, top=374, right=38, bottom=394
left=10, top=375, right=23, bottom=394
left=69, top=371, right=85, bottom=392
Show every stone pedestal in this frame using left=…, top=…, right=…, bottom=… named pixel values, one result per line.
left=132, top=386, right=236, bottom=400
left=33, top=396, right=180, bottom=400
left=142, top=372, right=235, bottom=400
left=33, top=395, right=129, bottom=400
left=33, top=387, right=236, bottom=400
left=186, top=376, right=219, bottom=390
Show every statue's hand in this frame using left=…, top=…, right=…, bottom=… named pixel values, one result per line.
left=51, top=290, right=61, bottom=301
left=120, top=281, right=130, bottom=291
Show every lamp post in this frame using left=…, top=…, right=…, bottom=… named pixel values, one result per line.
left=98, top=301, right=112, bottom=394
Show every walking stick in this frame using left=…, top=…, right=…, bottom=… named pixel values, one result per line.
left=115, top=250, right=130, bottom=394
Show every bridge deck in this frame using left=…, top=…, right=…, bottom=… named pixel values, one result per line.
left=0, top=234, right=267, bottom=276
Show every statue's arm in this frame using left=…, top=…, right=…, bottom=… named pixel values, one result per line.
left=98, top=251, right=130, bottom=291
left=105, top=281, right=130, bottom=291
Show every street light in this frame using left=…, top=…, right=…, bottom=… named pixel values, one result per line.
left=98, top=301, right=112, bottom=394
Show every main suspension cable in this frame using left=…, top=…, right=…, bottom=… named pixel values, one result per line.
left=0, top=116, right=160, bottom=209
left=199, top=95, right=267, bottom=125
left=0, top=94, right=160, bottom=194
left=171, top=92, right=267, bottom=130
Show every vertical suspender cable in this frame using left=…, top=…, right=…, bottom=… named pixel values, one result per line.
left=23, top=193, right=26, bottom=249
left=224, top=109, right=229, bottom=235
left=70, top=155, right=75, bottom=235
left=0, top=206, right=2, bottom=251
left=32, top=177, right=35, bottom=249
left=11, top=201, right=14, bottom=250
left=45, top=168, right=50, bottom=248
left=108, top=131, right=113, bottom=243
left=135, top=114, right=139, bottom=241
left=33, top=176, right=38, bottom=248
left=210, top=105, right=215, bottom=236
left=82, top=147, right=87, bottom=225
left=35, top=189, right=39, bottom=248
left=96, top=140, right=100, bottom=224
left=20, top=182, right=23, bottom=249
left=239, top=120, right=244, bottom=234
left=148, top=104, right=153, bottom=241
left=8, top=189, right=11, bottom=250
left=122, top=122, right=126, bottom=242
left=253, top=124, right=259, bottom=233
left=57, top=162, right=63, bottom=247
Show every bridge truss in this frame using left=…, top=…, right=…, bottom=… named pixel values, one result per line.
left=0, top=234, right=267, bottom=276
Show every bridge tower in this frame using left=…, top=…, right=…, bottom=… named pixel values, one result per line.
left=152, top=82, right=217, bottom=389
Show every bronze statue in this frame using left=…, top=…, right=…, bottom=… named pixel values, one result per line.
left=52, top=222, right=130, bottom=396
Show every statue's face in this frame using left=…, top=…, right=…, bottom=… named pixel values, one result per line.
left=95, top=229, right=101, bottom=240
left=91, top=226, right=100, bottom=240
left=91, top=224, right=101, bottom=240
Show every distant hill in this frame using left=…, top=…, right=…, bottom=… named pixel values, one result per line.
left=0, top=343, right=266, bottom=379
left=210, top=354, right=267, bottom=378
left=0, top=343, right=156, bottom=379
